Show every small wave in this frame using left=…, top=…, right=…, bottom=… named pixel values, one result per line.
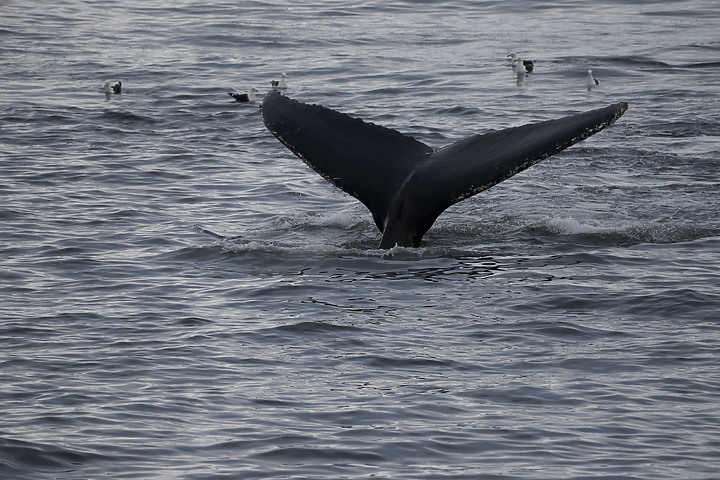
left=346, top=353, right=462, bottom=370
left=435, top=105, right=483, bottom=116
left=545, top=216, right=616, bottom=236
left=554, top=54, right=671, bottom=69
left=0, top=436, right=108, bottom=479
left=624, top=287, right=720, bottom=318
left=263, top=320, right=363, bottom=336
left=682, top=61, right=720, bottom=69
left=215, top=235, right=487, bottom=261
left=156, top=245, right=230, bottom=263
left=540, top=216, right=716, bottom=246
left=567, top=53, right=720, bottom=70
left=98, top=111, right=160, bottom=124
left=689, top=41, right=720, bottom=51
left=253, top=446, right=385, bottom=462
left=268, top=210, right=367, bottom=232
left=175, top=316, right=214, bottom=326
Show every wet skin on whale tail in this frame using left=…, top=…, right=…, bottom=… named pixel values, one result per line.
left=260, top=91, right=628, bottom=248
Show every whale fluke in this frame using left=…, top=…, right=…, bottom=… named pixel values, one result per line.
left=261, top=91, right=628, bottom=248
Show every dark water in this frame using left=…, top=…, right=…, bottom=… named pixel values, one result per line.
left=2, top=1, right=720, bottom=478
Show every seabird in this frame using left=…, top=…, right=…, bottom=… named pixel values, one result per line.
left=103, top=81, right=122, bottom=94
left=507, top=53, right=534, bottom=72
left=228, top=88, right=259, bottom=103
left=277, top=72, right=288, bottom=89
left=587, top=70, right=599, bottom=90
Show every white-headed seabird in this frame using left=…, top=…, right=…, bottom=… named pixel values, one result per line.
left=228, top=88, right=259, bottom=103
left=507, top=53, right=534, bottom=72
left=587, top=69, right=599, bottom=90
left=103, top=81, right=122, bottom=94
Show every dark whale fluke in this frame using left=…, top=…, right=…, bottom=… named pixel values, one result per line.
left=261, top=91, right=628, bottom=248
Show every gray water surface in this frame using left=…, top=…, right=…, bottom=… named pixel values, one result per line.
left=2, top=1, right=720, bottom=478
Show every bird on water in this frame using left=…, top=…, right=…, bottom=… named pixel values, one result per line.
left=103, top=81, right=122, bottom=94
left=228, top=88, right=259, bottom=103
left=587, top=69, right=599, bottom=90
left=507, top=53, right=534, bottom=72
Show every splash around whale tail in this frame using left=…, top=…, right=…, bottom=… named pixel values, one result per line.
left=260, top=91, right=628, bottom=248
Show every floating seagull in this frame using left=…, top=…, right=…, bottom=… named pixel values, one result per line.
left=228, top=88, right=259, bottom=103
left=507, top=53, right=534, bottom=72
left=275, top=72, right=288, bottom=89
left=103, top=81, right=122, bottom=94
left=587, top=69, right=599, bottom=90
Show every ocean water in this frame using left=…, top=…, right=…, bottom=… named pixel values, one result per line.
left=2, top=1, right=720, bottom=478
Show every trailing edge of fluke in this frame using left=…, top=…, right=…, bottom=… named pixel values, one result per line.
left=260, top=91, right=628, bottom=248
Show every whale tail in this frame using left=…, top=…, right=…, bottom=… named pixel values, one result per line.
left=260, top=91, right=628, bottom=248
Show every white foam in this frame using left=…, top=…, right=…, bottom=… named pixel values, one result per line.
left=315, top=210, right=364, bottom=230
left=545, top=216, right=613, bottom=235
left=543, top=216, right=711, bottom=245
